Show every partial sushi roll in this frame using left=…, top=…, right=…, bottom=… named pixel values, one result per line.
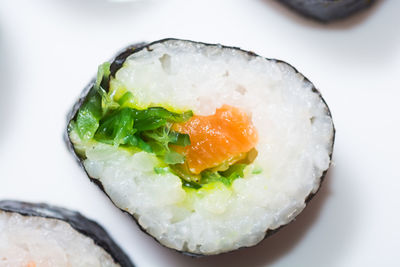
left=0, top=200, right=134, bottom=267
left=66, top=39, right=335, bottom=255
left=278, top=0, right=375, bottom=22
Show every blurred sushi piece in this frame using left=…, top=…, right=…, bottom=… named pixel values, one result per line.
left=278, top=0, right=375, bottom=22
left=0, top=200, right=134, bottom=267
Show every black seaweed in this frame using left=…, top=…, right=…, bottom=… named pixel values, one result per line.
left=278, top=0, right=375, bottom=22
left=0, top=200, right=135, bottom=267
left=65, top=39, right=335, bottom=256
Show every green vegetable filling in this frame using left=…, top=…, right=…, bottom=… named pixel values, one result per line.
left=71, top=62, right=256, bottom=189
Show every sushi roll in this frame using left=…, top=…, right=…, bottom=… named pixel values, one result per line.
left=278, top=0, right=375, bottom=22
left=0, top=200, right=134, bottom=266
left=66, top=39, right=335, bottom=255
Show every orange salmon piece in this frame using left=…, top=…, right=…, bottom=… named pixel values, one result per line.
left=172, top=105, right=258, bottom=174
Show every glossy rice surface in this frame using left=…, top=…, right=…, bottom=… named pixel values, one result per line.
left=71, top=40, right=334, bottom=255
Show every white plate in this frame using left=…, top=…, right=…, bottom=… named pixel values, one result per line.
left=0, top=0, right=399, bottom=266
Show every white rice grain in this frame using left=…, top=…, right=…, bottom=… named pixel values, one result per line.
left=75, top=40, right=334, bottom=255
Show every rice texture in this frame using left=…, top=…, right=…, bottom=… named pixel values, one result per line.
left=0, top=211, right=119, bottom=267
left=70, top=39, right=334, bottom=255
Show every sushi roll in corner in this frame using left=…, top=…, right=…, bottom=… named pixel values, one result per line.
left=0, top=200, right=135, bottom=266
left=278, top=0, right=375, bottom=22
left=66, top=39, right=335, bottom=256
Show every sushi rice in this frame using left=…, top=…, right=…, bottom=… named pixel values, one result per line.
left=68, top=39, right=334, bottom=255
left=0, top=201, right=133, bottom=267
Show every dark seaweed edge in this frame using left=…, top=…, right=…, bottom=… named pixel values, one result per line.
left=277, top=0, right=375, bottom=22
left=0, top=200, right=135, bottom=267
left=64, top=38, right=335, bottom=257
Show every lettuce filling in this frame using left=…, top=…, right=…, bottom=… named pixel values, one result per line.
left=70, top=63, right=256, bottom=189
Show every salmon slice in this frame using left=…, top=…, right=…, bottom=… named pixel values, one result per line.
left=172, top=105, right=258, bottom=174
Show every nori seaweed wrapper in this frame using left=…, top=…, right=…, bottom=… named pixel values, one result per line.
left=0, top=200, right=135, bottom=267
left=278, top=0, right=375, bottom=22
left=65, top=39, right=335, bottom=256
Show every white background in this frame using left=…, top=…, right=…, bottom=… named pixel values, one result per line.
left=1, top=0, right=399, bottom=266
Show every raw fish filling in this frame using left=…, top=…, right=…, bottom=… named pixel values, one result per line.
left=173, top=104, right=258, bottom=174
